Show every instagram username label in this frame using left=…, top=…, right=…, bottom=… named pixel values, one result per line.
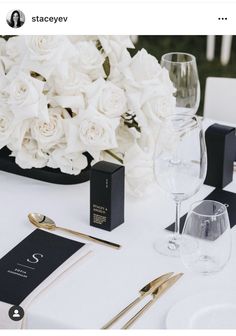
left=32, top=16, right=68, bottom=23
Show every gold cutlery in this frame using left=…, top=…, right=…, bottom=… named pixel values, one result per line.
left=28, top=213, right=121, bottom=250
left=102, top=272, right=174, bottom=329
left=121, top=273, right=184, bottom=329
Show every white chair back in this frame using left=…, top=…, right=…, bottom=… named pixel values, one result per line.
left=203, top=77, right=236, bottom=124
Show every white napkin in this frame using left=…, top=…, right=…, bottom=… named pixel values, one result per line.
left=0, top=245, right=92, bottom=329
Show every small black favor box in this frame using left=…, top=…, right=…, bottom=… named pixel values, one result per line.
left=205, top=123, right=235, bottom=188
left=90, top=161, right=125, bottom=231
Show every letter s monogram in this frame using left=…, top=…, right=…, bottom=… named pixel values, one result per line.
left=27, top=253, right=44, bottom=264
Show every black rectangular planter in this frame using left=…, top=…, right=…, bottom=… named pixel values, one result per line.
left=0, top=147, right=91, bottom=185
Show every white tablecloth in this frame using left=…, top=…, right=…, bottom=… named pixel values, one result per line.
left=0, top=119, right=236, bottom=329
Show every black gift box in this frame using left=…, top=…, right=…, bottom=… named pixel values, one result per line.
left=90, top=161, right=125, bottom=231
left=205, top=123, right=235, bottom=188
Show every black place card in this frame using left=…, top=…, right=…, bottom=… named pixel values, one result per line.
left=0, top=229, right=84, bottom=306
left=166, top=188, right=236, bottom=233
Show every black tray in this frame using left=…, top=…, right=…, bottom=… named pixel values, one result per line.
left=0, top=147, right=91, bottom=185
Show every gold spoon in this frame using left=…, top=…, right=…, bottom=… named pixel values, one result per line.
left=28, top=213, right=121, bottom=250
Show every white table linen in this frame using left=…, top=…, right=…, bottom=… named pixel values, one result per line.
left=0, top=166, right=235, bottom=329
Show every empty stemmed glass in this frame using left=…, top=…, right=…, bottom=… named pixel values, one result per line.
left=181, top=200, right=231, bottom=274
left=161, top=52, right=200, bottom=115
left=153, top=114, right=207, bottom=257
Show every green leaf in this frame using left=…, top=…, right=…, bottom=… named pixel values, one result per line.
left=103, top=56, right=111, bottom=79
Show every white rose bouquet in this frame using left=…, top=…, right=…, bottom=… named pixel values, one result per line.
left=0, top=35, right=175, bottom=197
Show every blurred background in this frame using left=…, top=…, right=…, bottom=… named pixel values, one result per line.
left=132, top=35, right=236, bottom=115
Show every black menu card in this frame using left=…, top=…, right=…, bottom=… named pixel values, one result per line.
left=0, top=229, right=84, bottom=305
left=166, top=188, right=236, bottom=233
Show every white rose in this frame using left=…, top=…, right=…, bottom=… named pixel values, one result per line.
left=98, top=35, right=134, bottom=64
left=6, top=71, right=48, bottom=122
left=25, top=36, right=66, bottom=62
left=7, top=120, right=30, bottom=152
left=142, top=95, right=176, bottom=123
left=124, top=144, right=155, bottom=198
left=98, top=82, right=127, bottom=117
left=5, top=36, right=24, bottom=62
left=0, top=106, right=15, bottom=149
left=129, top=49, right=162, bottom=82
left=23, top=36, right=74, bottom=78
left=51, top=63, right=91, bottom=96
left=47, top=147, right=88, bottom=175
left=31, top=107, right=66, bottom=150
left=76, top=41, right=105, bottom=80
left=64, top=108, right=119, bottom=156
left=79, top=111, right=119, bottom=151
left=86, top=79, right=127, bottom=118
left=12, top=132, right=48, bottom=169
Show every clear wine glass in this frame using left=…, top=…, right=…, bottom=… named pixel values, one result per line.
left=180, top=200, right=231, bottom=274
left=153, top=114, right=207, bottom=257
left=161, top=52, right=200, bottom=115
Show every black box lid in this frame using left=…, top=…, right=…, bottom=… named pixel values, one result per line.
left=91, top=161, right=123, bottom=174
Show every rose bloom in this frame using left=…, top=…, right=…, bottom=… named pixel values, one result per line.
left=5, top=36, right=24, bottom=63
left=14, top=134, right=48, bottom=169
left=86, top=79, right=127, bottom=118
left=25, top=36, right=65, bottom=62
left=142, top=95, right=176, bottom=123
left=98, top=83, right=127, bottom=117
left=76, top=41, right=105, bottom=80
left=6, top=71, right=48, bottom=122
left=48, top=146, right=88, bottom=175
left=129, top=49, right=162, bottom=82
left=30, top=107, right=67, bottom=150
left=78, top=111, right=119, bottom=151
left=98, top=35, right=134, bottom=65
left=23, top=36, right=73, bottom=79
left=51, top=62, right=91, bottom=96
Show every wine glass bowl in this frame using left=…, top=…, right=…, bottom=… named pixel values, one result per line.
left=161, top=52, right=200, bottom=115
left=155, top=115, right=206, bottom=202
left=180, top=200, right=232, bottom=274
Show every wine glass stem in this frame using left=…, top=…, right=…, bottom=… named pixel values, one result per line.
left=175, top=201, right=181, bottom=236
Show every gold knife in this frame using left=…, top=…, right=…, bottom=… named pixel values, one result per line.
left=101, top=272, right=173, bottom=329
left=121, top=273, right=184, bottom=329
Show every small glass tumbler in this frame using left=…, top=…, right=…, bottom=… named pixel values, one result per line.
left=180, top=200, right=232, bottom=275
